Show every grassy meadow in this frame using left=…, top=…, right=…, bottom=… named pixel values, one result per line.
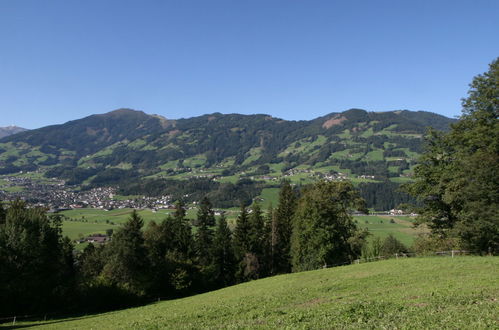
left=61, top=208, right=422, bottom=249
left=15, top=256, right=498, bottom=329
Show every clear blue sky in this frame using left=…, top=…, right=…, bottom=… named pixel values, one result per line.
left=0, top=0, right=498, bottom=128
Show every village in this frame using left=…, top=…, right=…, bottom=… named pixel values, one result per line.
left=0, top=174, right=174, bottom=211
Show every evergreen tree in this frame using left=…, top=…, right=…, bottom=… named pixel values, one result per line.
left=211, top=213, right=236, bottom=287
left=232, top=203, right=251, bottom=259
left=232, top=203, right=253, bottom=281
left=273, top=181, right=297, bottom=273
left=172, top=200, right=194, bottom=257
left=195, top=197, right=215, bottom=267
left=102, top=210, right=149, bottom=295
left=291, top=181, right=368, bottom=272
left=0, top=201, right=5, bottom=225
left=244, top=203, right=265, bottom=279
left=144, top=201, right=197, bottom=295
left=0, top=200, right=74, bottom=315
left=262, top=204, right=276, bottom=276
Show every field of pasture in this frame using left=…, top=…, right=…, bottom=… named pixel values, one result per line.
left=60, top=208, right=422, bottom=249
left=15, top=256, right=498, bottom=329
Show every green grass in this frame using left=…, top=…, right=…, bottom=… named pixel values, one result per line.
left=61, top=208, right=175, bottom=226
left=62, top=220, right=118, bottom=240
left=363, top=149, right=384, bottom=161
left=257, top=187, right=280, bottom=209
left=354, top=215, right=426, bottom=246
left=18, top=257, right=499, bottom=329
left=389, top=176, right=414, bottom=183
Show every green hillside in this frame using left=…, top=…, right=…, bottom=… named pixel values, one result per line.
left=0, top=108, right=456, bottom=210
left=17, top=257, right=498, bottom=329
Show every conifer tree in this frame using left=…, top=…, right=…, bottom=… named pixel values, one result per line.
left=248, top=202, right=265, bottom=255
left=172, top=200, right=194, bottom=257
left=273, top=181, right=297, bottom=273
left=0, top=200, right=75, bottom=314
left=0, top=200, right=5, bottom=225
left=232, top=203, right=251, bottom=259
left=102, top=210, right=149, bottom=294
left=262, top=204, right=276, bottom=276
left=195, top=197, right=215, bottom=267
left=232, top=203, right=253, bottom=281
left=211, top=213, right=236, bottom=287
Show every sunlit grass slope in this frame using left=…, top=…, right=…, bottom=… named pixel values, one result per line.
left=22, top=257, right=498, bottom=329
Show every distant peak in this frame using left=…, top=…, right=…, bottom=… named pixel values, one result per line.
left=104, top=108, right=145, bottom=115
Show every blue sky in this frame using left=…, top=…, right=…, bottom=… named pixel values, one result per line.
left=0, top=0, right=498, bottom=128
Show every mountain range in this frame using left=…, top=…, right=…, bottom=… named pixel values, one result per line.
left=0, top=108, right=456, bottom=209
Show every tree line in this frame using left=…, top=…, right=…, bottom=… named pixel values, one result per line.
left=0, top=180, right=374, bottom=317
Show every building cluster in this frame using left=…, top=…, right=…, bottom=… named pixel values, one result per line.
left=0, top=174, right=173, bottom=211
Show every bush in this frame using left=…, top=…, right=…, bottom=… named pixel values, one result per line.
left=412, top=234, right=461, bottom=255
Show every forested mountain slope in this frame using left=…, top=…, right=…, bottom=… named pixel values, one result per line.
left=0, top=108, right=456, bottom=208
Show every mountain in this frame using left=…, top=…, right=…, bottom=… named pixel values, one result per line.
left=0, top=125, right=28, bottom=139
left=0, top=108, right=456, bottom=209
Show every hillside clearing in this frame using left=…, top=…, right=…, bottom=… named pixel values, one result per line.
left=16, top=256, right=498, bottom=329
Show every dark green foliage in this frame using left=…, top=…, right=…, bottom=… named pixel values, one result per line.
left=291, top=181, right=368, bottom=271
left=211, top=213, right=236, bottom=287
left=406, top=58, right=499, bottom=253
left=0, top=201, right=5, bottom=225
left=120, top=178, right=264, bottom=208
left=273, top=181, right=297, bottom=274
left=381, top=234, right=408, bottom=255
left=232, top=204, right=251, bottom=259
left=194, top=197, right=215, bottom=267
left=358, top=181, right=417, bottom=211
left=101, top=210, right=149, bottom=295
left=0, top=200, right=74, bottom=316
left=143, top=202, right=198, bottom=297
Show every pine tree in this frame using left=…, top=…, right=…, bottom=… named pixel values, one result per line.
left=172, top=200, right=194, bottom=257
left=232, top=203, right=253, bottom=281
left=195, top=197, right=215, bottom=267
left=262, top=204, right=275, bottom=276
left=273, top=181, right=296, bottom=273
left=211, top=213, right=236, bottom=287
left=232, top=203, right=251, bottom=259
left=102, top=210, right=149, bottom=294
left=0, top=200, right=74, bottom=314
left=248, top=202, right=265, bottom=255
left=0, top=200, right=5, bottom=225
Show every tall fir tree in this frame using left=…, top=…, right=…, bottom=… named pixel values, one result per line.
left=262, top=204, right=276, bottom=276
left=232, top=203, right=251, bottom=259
left=172, top=200, right=194, bottom=257
left=211, top=213, right=236, bottom=287
left=232, top=203, right=253, bottom=281
left=0, top=200, right=74, bottom=315
left=273, top=181, right=297, bottom=274
left=195, top=197, right=215, bottom=267
left=102, top=210, right=149, bottom=295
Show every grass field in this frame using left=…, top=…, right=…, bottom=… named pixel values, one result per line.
left=60, top=208, right=197, bottom=244
left=354, top=215, right=425, bottom=246
left=59, top=210, right=423, bottom=249
left=16, top=256, right=498, bottom=329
